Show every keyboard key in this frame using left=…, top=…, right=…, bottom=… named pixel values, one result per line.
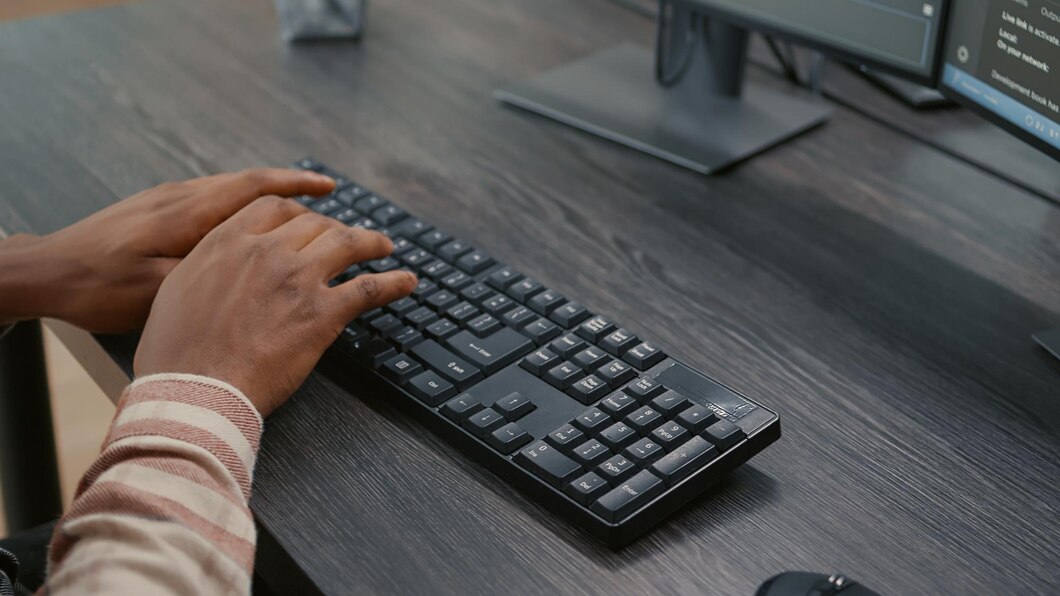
left=459, top=282, right=494, bottom=304
left=487, top=266, right=523, bottom=290
left=410, top=340, right=484, bottom=390
left=335, top=325, right=369, bottom=351
left=622, top=341, right=665, bottom=369
left=545, top=361, right=584, bottom=389
left=352, top=337, right=396, bottom=368
left=456, top=250, right=494, bottom=274
left=390, top=237, right=415, bottom=256
left=411, top=279, right=439, bottom=301
left=545, top=424, right=585, bottom=451
left=522, top=318, right=561, bottom=345
left=597, top=422, right=639, bottom=451
left=334, top=186, right=367, bottom=206
left=311, top=198, right=342, bottom=215
left=549, top=334, right=586, bottom=359
left=577, top=316, right=616, bottom=343
left=463, top=408, right=505, bottom=438
left=596, top=454, right=637, bottom=485
left=404, top=306, right=439, bottom=330
left=528, top=289, right=565, bottom=316
left=650, top=437, right=718, bottom=486
left=519, top=348, right=559, bottom=376
left=573, top=347, right=609, bottom=371
left=389, top=327, right=424, bottom=351
left=367, top=257, right=401, bottom=273
left=482, top=294, right=516, bottom=317
left=549, top=302, right=590, bottom=328
left=651, top=389, right=691, bottom=417
left=354, top=194, right=387, bottom=214
left=425, top=290, right=459, bottom=311
left=436, top=239, right=473, bottom=263
left=337, top=263, right=362, bottom=283
left=350, top=216, right=379, bottom=230
left=572, top=439, right=610, bottom=467
left=357, top=307, right=384, bottom=324
left=565, top=472, right=610, bottom=505
left=468, top=314, right=502, bottom=337
left=702, top=419, right=746, bottom=451
left=406, top=370, right=456, bottom=406
left=440, top=393, right=483, bottom=422
left=425, top=318, right=459, bottom=341
left=623, top=437, right=664, bottom=465
left=623, top=377, right=666, bottom=402
left=418, top=229, right=452, bottom=251
left=600, top=328, right=638, bottom=357
left=507, top=279, right=543, bottom=302
left=493, top=392, right=535, bottom=420
left=515, top=441, right=582, bottom=488
left=572, top=407, right=611, bottom=434
left=386, top=297, right=419, bottom=316
left=295, top=157, right=326, bottom=171
left=488, top=422, right=532, bottom=454
left=369, top=313, right=403, bottom=337
left=675, top=404, right=719, bottom=433
left=390, top=217, right=433, bottom=239
left=445, top=328, right=534, bottom=375
left=625, top=406, right=662, bottom=433
left=401, top=248, right=433, bottom=267
left=598, top=393, right=638, bottom=418
left=446, top=301, right=480, bottom=326
left=333, top=208, right=358, bottom=224
left=568, top=375, right=609, bottom=405
left=501, top=306, right=537, bottom=329
left=441, top=271, right=473, bottom=292
left=380, top=354, right=423, bottom=384
left=650, top=422, right=689, bottom=450
left=422, top=261, right=453, bottom=280
left=590, top=470, right=664, bottom=522
left=596, top=359, right=637, bottom=387
left=372, top=204, right=408, bottom=226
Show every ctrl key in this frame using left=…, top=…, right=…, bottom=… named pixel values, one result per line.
left=589, top=470, right=664, bottom=523
left=515, top=441, right=582, bottom=488
left=406, top=370, right=456, bottom=406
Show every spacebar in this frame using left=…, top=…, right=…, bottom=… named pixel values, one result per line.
left=445, top=329, right=534, bottom=375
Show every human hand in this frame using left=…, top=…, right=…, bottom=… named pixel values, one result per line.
left=133, top=196, right=417, bottom=416
left=1, top=168, right=335, bottom=332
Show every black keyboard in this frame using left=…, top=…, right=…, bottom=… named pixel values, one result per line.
left=295, top=158, right=781, bottom=547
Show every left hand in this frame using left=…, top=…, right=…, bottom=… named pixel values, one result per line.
left=3, top=168, right=334, bottom=332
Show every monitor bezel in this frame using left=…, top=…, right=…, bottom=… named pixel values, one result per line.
left=677, top=0, right=949, bottom=86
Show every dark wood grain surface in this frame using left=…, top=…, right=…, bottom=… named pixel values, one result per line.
left=1, top=0, right=1058, bottom=594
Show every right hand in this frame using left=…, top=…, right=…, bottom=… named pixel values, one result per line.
left=133, top=196, right=417, bottom=416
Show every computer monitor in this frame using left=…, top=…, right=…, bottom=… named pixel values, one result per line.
left=496, top=0, right=949, bottom=173
left=939, top=0, right=1060, bottom=160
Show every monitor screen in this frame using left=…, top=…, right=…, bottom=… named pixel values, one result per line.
left=940, top=0, right=1060, bottom=158
left=687, top=0, right=947, bottom=82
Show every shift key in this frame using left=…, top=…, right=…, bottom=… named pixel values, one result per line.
left=590, top=470, right=664, bottom=522
left=410, top=340, right=484, bottom=390
left=446, top=329, right=534, bottom=375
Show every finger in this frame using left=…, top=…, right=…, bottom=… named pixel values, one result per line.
left=224, top=195, right=310, bottom=234
left=299, top=227, right=394, bottom=279
left=331, top=271, right=419, bottom=322
left=188, top=168, right=334, bottom=230
left=268, top=211, right=346, bottom=250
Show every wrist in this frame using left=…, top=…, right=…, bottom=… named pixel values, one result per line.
left=0, top=233, right=69, bottom=324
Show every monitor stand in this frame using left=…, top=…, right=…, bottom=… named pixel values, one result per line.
left=495, top=6, right=831, bottom=174
left=856, top=67, right=954, bottom=109
left=1033, top=328, right=1060, bottom=363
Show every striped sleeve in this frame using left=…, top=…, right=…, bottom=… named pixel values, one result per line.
left=41, top=373, right=264, bottom=596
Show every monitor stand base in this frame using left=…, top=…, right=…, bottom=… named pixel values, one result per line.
left=496, top=44, right=831, bottom=175
left=1033, top=328, right=1060, bottom=363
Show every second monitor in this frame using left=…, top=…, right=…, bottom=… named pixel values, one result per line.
left=496, top=0, right=947, bottom=174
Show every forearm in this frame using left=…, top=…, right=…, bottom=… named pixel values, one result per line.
left=44, top=374, right=264, bottom=595
left=0, top=234, right=65, bottom=326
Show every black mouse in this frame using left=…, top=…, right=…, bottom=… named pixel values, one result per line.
left=756, top=572, right=881, bottom=596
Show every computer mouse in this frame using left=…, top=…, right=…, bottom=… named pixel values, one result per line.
left=756, top=572, right=881, bottom=596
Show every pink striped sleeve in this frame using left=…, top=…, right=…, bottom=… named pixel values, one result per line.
left=41, top=373, right=265, bottom=596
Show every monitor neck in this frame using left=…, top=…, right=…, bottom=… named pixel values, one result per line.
left=656, top=2, right=749, bottom=98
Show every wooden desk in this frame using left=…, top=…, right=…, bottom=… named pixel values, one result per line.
left=1, top=0, right=1058, bottom=593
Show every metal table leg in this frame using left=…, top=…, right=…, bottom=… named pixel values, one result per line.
left=0, top=320, right=62, bottom=533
